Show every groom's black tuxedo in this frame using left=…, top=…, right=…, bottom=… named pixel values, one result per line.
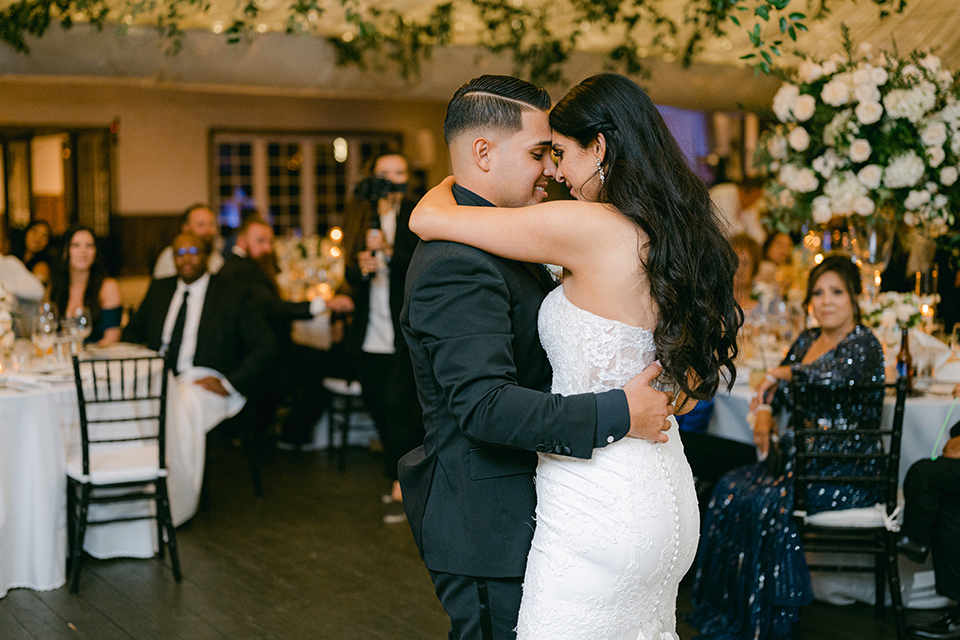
left=398, top=185, right=630, bottom=581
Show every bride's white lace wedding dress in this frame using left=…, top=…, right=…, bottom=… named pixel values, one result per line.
left=516, top=287, right=699, bottom=640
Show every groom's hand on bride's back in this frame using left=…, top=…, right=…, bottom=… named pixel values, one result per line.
left=622, top=361, right=674, bottom=443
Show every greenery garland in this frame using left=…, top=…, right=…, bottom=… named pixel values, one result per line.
left=0, top=0, right=907, bottom=85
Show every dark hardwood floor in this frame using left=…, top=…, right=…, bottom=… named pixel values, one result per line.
left=0, top=436, right=938, bottom=639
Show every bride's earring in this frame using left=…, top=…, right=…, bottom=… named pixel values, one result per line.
left=596, top=158, right=606, bottom=185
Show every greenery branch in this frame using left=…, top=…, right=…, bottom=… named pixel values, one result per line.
left=0, top=0, right=907, bottom=86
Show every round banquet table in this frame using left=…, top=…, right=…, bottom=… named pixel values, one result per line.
left=0, top=355, right=202, bottom=599
left=708, top=383, right=958, bottom=609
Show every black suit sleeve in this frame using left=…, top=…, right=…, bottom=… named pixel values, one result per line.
left=121, top=279, right=167, bottom=350
left=222, top=300, right=277, bottom=396
left=406, top=250, right=600, bottom=458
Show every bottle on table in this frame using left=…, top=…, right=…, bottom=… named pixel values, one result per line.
left=897, top=327, right=913, bottom=392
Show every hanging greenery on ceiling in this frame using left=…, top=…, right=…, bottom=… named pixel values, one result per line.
left=0, top=0, right=907, bottom=85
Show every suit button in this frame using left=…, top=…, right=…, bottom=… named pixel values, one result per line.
left=561, top=445, right=571, bottom=455
left=536, top=444, right=545, bottom=452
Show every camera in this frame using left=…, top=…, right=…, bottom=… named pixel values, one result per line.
left=354, top=177, right=407, bottom=202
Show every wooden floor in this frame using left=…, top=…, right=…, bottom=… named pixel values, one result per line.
left=0, top=436, right=940, bottom=639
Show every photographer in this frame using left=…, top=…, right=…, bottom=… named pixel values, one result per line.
left=343, top=152, right=423, bottom=524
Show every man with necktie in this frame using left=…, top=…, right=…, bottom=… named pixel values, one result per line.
left=123, top=232, right=275, bottom=433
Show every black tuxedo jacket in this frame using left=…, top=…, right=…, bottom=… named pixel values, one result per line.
left=398, top=185, right=628, bottom=578
left=121, top=274, right=276, bottom=396
left=344, top=199, right=419, bottom=355
left=218, top=252, right=312, bottom=346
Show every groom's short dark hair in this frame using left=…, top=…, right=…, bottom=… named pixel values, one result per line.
left=443, top=75, right=551, bottom=145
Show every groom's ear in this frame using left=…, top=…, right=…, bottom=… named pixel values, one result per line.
left=471, top=137, right=492, bottom=173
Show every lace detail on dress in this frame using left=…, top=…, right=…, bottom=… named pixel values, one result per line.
left=516, top=287, right=699, bottom=640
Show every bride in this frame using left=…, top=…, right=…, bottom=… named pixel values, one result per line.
left=410, top=73, right=742, bottom=639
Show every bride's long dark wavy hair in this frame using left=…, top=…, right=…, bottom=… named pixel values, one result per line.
left=550, top=73, right=742, bottom=399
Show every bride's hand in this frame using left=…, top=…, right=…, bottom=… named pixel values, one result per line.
left=410, top=176, right=457, bottom=240
left=622, top=361, right=673, bottom=443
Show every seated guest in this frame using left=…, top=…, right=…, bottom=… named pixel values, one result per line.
left=1, top=233, right=45, bottom=302
left=49, top=226, right=122, bottom=345
left=123, top=232, right=276, bottom=434
left=219, top=217, right=354, bottom=447
left=899, top=390, right=960, bottom=640
left=756, top=230, right=796, bottom=293
left=153, top=204, right=224, bottom=279
left=731, top=233, right=764, bottom=321
left=689, top=254, right=885, bottom=640
left=12, top=220, right=54, bottom=286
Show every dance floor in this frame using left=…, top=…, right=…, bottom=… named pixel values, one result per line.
left=0, top=434, right=932, bottom=639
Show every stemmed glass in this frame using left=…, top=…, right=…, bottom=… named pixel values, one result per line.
left=31, top=315, right=57, bottom=359
left=62, top=306, right=93, bottom=353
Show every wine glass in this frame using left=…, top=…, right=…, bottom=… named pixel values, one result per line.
left=63, top=306, right=93, bottom=352
left=37, top=301, right=58, bottom=323
left=31, top=315, right=57, bottom=359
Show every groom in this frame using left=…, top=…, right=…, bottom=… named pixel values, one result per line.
left=399, top=75, right=675, bottom=639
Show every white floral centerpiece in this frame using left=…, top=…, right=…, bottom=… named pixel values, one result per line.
left=754, top=29, right=960, bottom=239
left=0, top=281, right=17, bottom=351
left=861, top=291, right=939, bottom=345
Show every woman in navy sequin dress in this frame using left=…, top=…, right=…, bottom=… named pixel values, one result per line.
left=688, top=255, right=885, bottom=640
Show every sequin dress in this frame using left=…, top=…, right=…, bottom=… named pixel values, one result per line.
left=516, top=287, right=700, bottom=640
left=688, top=324, right=885, bottom=640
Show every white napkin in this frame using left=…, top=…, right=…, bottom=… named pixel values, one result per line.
left=1, top=373, right=53, bottom=389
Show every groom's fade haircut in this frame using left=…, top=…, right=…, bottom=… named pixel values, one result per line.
left=443, top=75, right=552, bottom=145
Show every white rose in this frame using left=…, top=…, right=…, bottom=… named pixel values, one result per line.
left=927, top=146, right=946, bottom=168
left=871, top=66, right=889, bottom=85
left=905, top=189, right=931, bottom=210
left=922, top=122, right=948, bottom=147
left=902, top=64, right=922, bottom=80
left=941, top=104, right=960, bottom=123
left=792, top=94, right=816, bottom=122
left=798, top=61, right=824, bottom=84
left=883, top=150, right=926, bottom=189
left=812, top=151, right=842, bottom=178
left=896, top=303, right=917, bottom=324
left=821, top=59, right=838, bottom=75
left=855, top=101, right=883, bottom=125
left=904, top=211, right=919, bottom=226
left=880, top=308, right=898, bottom=329
left=773, top=83, right=800, bottom=122
left=852, top=67, right=873, bottom=86
left=788, top=126, right=810, bottom=151
left=848, top=139, right=872, bottom=163
left=852, top=196, right=876, bottom=216
left=795, top=168, right=820, bottom=193
left=939, top=70, right=954, bottom=88
left=821, top=79, right=850, bottom=107
left=812, top=196, right=834, bottom=224
left=857, top=164, right=883, bottom=189
left=934, top=194, right=949, bottom=209
left=853, top=83, right=881, bottom=104
left=767, top=134, right=788, bottom=159
left=941, top=166, right=958, bottom=186
left=778, top=189, right=796, bottom=208
left=920, top=55, right=942, bottom=74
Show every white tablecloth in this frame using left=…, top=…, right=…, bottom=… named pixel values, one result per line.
left=0, top=358, right=204, bottom=598
left=709, top=385, right=958, bottom=609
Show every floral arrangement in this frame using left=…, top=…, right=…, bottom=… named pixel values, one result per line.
left=754, top=29, right=960, bottom=238
left=0, top=282, right=17, bottom=351
left=861, top=291, right=939, bottom=340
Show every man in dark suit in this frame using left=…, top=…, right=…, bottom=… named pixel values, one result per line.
left=218, top=217, right=354, bottom=448
left=398, top=75, right=675, bottom=639
left=123, top=231, right=276, bottom=433
left=899, top=397, right=960, bottom=640
left=343, top=152, right=423, bottom=522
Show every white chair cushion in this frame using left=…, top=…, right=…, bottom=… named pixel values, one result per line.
left=800, top=503, right=901, bottom=531
left=66, top=442, right=167, bottom=485
left=322, top=378, right=363, bottom=396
